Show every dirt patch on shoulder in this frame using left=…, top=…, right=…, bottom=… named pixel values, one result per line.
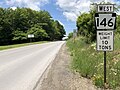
left=36, top=43, right=98, bottom=90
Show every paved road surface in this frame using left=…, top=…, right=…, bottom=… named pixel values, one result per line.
left=0, top=41, right=65, bottom=90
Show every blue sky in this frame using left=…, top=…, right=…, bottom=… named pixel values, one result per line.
left=0, top=0, right=120, bottom=35
left=41, top=0, right=77, bottom=35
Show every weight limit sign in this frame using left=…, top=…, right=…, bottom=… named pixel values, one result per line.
left=97, top=31, right=114, bottom=51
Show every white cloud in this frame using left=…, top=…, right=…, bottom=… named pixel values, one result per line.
left=56, top=0, right=120, bottom=22
left=5, top=0, right=49, bottom=11
left=63, top=12, right=77, bottom=22
left=56, top=0, right=91, bottom=21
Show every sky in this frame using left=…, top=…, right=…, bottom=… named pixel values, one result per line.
left=0, top=0, right=120, bottom=35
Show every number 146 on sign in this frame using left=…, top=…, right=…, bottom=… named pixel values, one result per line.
left=95, top=13, right=116, bottom=30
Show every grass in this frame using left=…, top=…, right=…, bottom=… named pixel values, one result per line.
left=0, top=41, right=48, bottom=51
left=67, top=35, right=120, bottom=89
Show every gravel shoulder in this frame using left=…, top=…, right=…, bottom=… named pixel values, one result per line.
left=36, top=43, right=98, bottom=90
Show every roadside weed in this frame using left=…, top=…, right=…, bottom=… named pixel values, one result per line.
left=67, top=36, right=120, bottom=89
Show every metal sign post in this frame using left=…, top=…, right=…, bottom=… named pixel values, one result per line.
left=95, top=4, right=116, bottom=88
left=104, top=51, right=106, bottom=84
left=73, top=29, right=77, bottom=43
left=28, top=34, right=34, bottom=43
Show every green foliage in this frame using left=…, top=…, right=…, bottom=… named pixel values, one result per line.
left=76, top=2, right=120, bottom=43
left=51, top=20, right=66, bottom=40
left=76, top=10, right=95, bottom=43
left=12, top=30, right=27, bottom=41
left=68, top=32, right=73, bottom=39
left=27, top=25, right=48, bottom=41
left=67, top=37, right=98, bottom=78
left=116, top=15, right=120, bottom=34
left=67, top=36, right=120, bottom=89
left=0, top=41, right=48, bottom=51
left=0, top=7, right=66, bottom=45
left=68, top=1, right=120, bottom=89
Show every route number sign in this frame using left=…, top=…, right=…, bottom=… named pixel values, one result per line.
left=97, top=31, right=114, bottom=51
left=95, top=13, right=116, bottom=30
left=97, top=4, right=114, bottom=13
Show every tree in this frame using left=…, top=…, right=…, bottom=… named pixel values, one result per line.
left=68, top=32, right=73, bottom=39
left=0, top=7, right=66, bottom=45
left=0, top=8, right=14, bottom=45
left=77, top=10, right=95, bottom=43
left=76, top=2, right=120, bottom=43
left=116, top=15, right=120, bottom=34
left=12, top=30, right=27, bottom=43
left=51, top=20, right=66, bottom=40
left=27, top=24, right=48, bottom=41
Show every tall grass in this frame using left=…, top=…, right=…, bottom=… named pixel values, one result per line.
left=67, top=35, right=120, bottom=89
left=0, top=41, right=48, bottom=51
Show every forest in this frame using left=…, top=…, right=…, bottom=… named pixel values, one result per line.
left=0, top=7, right=66, bottom=45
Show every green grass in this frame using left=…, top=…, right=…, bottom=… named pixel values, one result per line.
left=0, top=41, right=48, bottom=51
left=67, top=35, right=120, bottom=89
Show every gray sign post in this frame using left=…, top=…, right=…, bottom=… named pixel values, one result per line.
left=28, top=34, right=34, bottom=43
left=73, top=29, right=77, bottom=43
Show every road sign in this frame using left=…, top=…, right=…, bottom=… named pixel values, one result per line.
left=95, top=13, right=116, bottom=30
left=73, top=29, right=77, bottom=38
left=97, top=31, right=114, bottom=51
left=97, top=4, right=114, bottom=13
left=28, top=34, right=34, bottom=38
left=95, top=4, right=116, bottom=86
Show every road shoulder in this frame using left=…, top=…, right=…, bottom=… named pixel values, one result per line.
left=36, top=43, right=97, bottom=90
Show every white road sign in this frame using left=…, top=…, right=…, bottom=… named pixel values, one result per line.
left=97, top=4, right=114, bottom=13
left=95, top=13, right=116, bottom=30
left=28, top=34, right=34, bottom=38
left=97, top=31, right=114, bottom=51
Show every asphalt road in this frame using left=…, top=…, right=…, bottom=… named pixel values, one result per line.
left=0, top=41, right=65, bottom=90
